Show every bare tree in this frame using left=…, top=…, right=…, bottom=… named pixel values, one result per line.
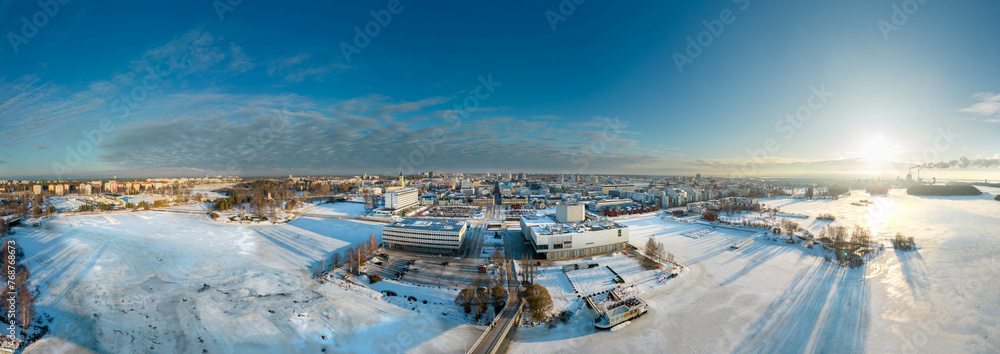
left=455, top=288, right=476, bottom=314
left=330, top=252, right=342, bottom=268
left=474, top=287, right=491, bottom=318
left=345, top=248, right=357, bottom=274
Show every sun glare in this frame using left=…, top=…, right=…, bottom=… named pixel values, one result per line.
left=858, top=134, right=897, bottom=162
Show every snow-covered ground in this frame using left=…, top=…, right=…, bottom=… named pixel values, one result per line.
left=18, top=212, right=478, bottom=353
left=190, top=186, right=228, bottom=199
left=161, top=202, right=214, bottom=211
left=511, top=189, right=1000, bottom=353
left=48, top=197, right=86, bottom=212
left=304, top=202, right=367, bottom=217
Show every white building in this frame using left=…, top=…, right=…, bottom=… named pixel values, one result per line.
left=382, top=218, right=468, bottom=254
left=519, top=214, right=629, bottom=260
left=386, top=187, right=418, bottom=210
left=555, top=203, right=585, bottom=222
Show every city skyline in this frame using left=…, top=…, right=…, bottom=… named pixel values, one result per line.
left=2, top=1, right=1000, bottom=180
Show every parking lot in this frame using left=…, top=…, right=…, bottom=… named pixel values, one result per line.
left=365, top=249, right=501, bottom=290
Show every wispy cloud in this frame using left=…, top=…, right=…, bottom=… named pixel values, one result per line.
left=266, top=53, right=349, bottom=83
left=227, top=43, right=255, bottom=74
left=959, top=92, right=1000, bottom=122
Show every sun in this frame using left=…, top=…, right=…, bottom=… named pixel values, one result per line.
left=858, top=134, right=898, bottom=162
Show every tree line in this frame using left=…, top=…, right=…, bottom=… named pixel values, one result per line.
left=316, top=233, right=380, bottom=277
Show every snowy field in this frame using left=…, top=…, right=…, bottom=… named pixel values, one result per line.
left=304, top=202, right=367, bottom=217
left=511, top=189, right=1000, bottom=353
left=190, top=186, right=228, bottom=199
left=161, top=202, right=214, bottom=211
left=48, top=197, right=86, bottom=212
left=18, top=212, right=479, bottom=353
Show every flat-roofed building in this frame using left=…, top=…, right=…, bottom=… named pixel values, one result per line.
left=586, top=198, right=635, bottom=211
left=382, top=218, right=468, bottom=254
left=32, top=185, right=42, bottom=195
left=601, top=184, right=635, bottom=194
left=555, top=203, right=585, bottom=222
left=386, top=187, right=418, bottom=210
left=519, top=215, right=628, bottom=260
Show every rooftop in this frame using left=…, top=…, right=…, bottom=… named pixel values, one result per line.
left=521, top=215, right=624, bottom=235
left=386, top=218, right=466, bottom=232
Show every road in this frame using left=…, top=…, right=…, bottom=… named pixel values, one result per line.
left=468, top=227, right=524, bottom=354
left=460, top=223, right=488, bottom=259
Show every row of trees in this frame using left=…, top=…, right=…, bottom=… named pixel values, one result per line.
left=1, top=234, right=36, bottom=340
left=316, top=233, right=380, bottom=277
left=643, top=238, right=672, bottom=268
left=777, top=219, right=800, bottom=238
left=892, top=233, right=917, bottom=250
left=599, top=205, right=659, bottom=217
left=216, top=180, right=301, bottom=220
left=454, top=285, right=506, bottom=320
left=816, top=225, right=873, bottom=248
left=817, top=224, right=875, bottom=267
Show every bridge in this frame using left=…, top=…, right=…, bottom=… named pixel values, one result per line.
left=468, top=229, right=525, bottom=354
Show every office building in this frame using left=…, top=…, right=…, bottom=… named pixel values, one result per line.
left=382, top=218, right=468, bottom=254
left=520, top=215, right=629, bottom=260
left=386, top=187, right=419, bottom=210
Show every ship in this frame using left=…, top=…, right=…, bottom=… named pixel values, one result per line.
left=594, top=297, right=648, bottom=329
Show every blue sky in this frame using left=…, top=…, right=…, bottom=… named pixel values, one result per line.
left=1, top=0, right=999, bottom=179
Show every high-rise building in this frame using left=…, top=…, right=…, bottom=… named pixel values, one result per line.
left=33, top=185, right=42, bottom=194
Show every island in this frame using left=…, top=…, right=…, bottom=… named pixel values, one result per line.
left=906, top=184, right=982, bottom=196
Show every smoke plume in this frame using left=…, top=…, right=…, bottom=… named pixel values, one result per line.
left=917, top=154, right=1000, bottom=169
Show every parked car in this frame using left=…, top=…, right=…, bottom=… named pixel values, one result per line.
left=440, top=261, right=450, bottom=266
